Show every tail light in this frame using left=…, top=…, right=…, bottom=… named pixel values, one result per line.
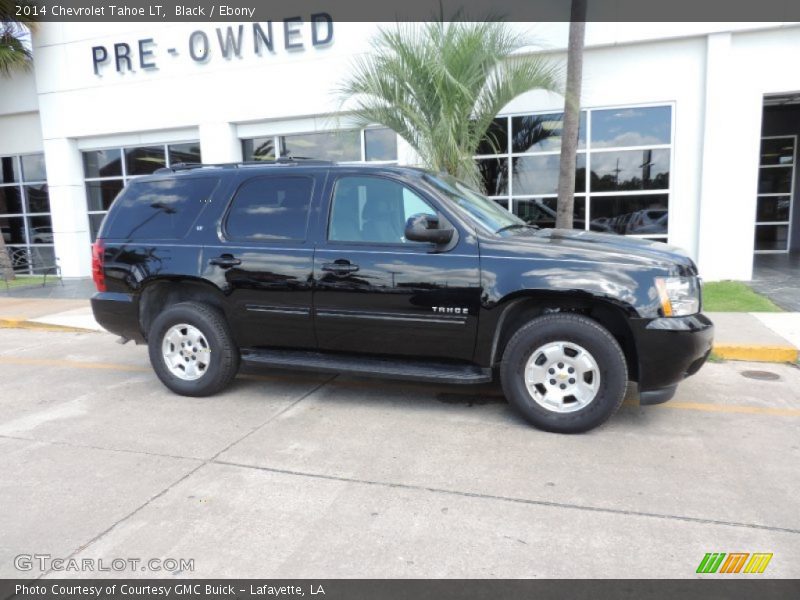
left=91, top=240, right=106, bottom=292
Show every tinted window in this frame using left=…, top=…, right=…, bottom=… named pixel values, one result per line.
left=364, top=128, right=398, bottom=162
left=242, top=137, right=277, bottom=161
left=590, top=149, right=669, bottom=192
left=512, top=153, right=586, bottom=195
left=329, top=176, right=434, bottom=244
left=125, top=145, right=167, bottom=176
left=83, top=149, right=122, bottom=178
left=20, top=154, right=47, bottom=182
left=476, top=118, right=509, bottom=155
left=511, top=112, right=586, bottom=153
left=225, top=176, right=313, bottom=242
left=591, top=106, right=671, bottom=148
left=168, top=143, right=202, bottom=166
left=280, top=131, right=361, bottom=162
left=0, top=156, right=19, bottom=184
left=102, top=177, right=218, bottom=240
left=589, top=194, right=668, bottom=234
left=86, top=180, right=124, bottom=212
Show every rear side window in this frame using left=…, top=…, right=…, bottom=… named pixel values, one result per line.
left=102, top=177, right=218, bottom=240
left=225, top=176, right=313, bottom=242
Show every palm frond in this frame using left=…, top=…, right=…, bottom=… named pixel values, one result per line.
left=0, top=22, right=33, bottom=76
left=338, top=21, right=563, bottom=192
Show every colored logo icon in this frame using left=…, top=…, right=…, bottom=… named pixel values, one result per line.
left=696, top=552, right=773, bottom=574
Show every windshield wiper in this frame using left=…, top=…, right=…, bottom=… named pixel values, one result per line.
left=495, top=223, right=539, bottom=234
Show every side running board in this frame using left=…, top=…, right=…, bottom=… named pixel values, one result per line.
left=240, top=348, right=492, bottom=385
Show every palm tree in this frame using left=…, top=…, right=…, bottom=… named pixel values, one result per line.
left=0, top=1, right=36, bottom=282
left=0, top=1, right=35, bottom=76
left=338, top=21, right=561, bottom=191
left=555, top=0, right=587, bottom=229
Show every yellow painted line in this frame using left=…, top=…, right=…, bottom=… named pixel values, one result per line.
left=0, top=318, right=96, bottom=334
left=0, top=356, right=149, bottom=372
left=713, top=343, right=798, bottom=363
left=655, top=401, right=800, bottom=417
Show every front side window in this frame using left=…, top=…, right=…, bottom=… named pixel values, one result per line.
left=102, top=177, right=218, bottom=240
left=329, top=176, right=435, bottom=244
left=225, top=176, right=313, bottom=242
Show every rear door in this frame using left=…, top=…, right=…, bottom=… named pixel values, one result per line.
left=203, top=171, right=321, bottom=349
left=311, top=171, right=481, bottom=360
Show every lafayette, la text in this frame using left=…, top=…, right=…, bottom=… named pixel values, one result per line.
left=16, top=584, right=325, bottom=597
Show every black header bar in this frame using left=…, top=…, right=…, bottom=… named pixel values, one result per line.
left=12, top=0, right=800, bottom=22
left=3, top=579, right=800, bottom=600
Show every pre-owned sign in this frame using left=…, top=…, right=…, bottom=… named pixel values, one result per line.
left=91, top=13, right=334, bottom=75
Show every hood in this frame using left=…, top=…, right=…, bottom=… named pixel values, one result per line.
left=484, top=228, right=698, bottom=276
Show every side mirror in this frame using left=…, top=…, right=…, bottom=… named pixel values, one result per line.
left=404, top=213, right=454, bottom=245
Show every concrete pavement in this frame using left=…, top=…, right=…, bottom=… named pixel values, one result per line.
left=0, top=328, right=798, bottom=578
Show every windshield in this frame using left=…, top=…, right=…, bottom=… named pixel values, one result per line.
left=422, top=173, right=526, bottom=235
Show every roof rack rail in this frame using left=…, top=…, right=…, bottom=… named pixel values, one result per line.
left=154, top=157, right=335, bottom=173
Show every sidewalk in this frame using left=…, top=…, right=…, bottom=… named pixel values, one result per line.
left=0, top=295, right=798, bottom=363
left=708, top=312, right=799, bottom=363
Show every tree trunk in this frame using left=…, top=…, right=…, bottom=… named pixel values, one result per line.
left=556, top=0, right=587, bottom=229
left=0, top=236, right=14, bottom=282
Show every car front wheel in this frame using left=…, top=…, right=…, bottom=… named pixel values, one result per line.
left=148, top=301, right=240, bottom=397
left=500, top=313, right=628, bottom=433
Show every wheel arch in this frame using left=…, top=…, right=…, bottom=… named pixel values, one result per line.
left=138, top=277, right=228, bottom=340
left=488, top=291, right=640, bottom=382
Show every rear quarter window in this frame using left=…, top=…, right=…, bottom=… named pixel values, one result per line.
left=101, top=177, right=219, bottom=240
left=224, top=176, right=314, bottom=242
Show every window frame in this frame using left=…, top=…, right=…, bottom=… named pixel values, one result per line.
left=220, top=174, right=316, bottom=245
left=474, top=101, right=675, bottom=242
left=241, top=126, right=399, bottom=166
left=754, top=134, right=796, bottom=254
left=0, top=152, right=53, bottom=273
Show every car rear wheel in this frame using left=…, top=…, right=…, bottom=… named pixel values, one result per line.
left=148, top=301, right=240, bottom=396
left=500, top=313, right=627, bottom=433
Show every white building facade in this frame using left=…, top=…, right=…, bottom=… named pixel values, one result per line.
left=1, top=21, right=799, bottom=281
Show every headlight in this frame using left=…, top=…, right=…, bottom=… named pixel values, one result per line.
left=654, top=276, right=701, bottom=317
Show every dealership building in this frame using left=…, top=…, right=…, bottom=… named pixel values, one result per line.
left=1, top=20, right=799, bottom=281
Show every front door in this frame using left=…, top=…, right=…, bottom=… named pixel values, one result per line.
left=203, top=172, right=320, bottom=349
left=312, top=172, right=481, bottom=360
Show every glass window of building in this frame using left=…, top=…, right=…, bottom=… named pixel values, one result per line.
left=82, top=141, right=202, bottom=241
left=0, top=153, right=54, bottom=271
left=754, top=135, right=796, bottom=252
left=475, top=105, right=672, bottom=241
left=242, top=127, right=398, bottom=164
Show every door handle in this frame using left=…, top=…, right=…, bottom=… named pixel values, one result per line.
left=322, top=261, right=359, bottom=275
left=209, top=254, right=242, bottom=268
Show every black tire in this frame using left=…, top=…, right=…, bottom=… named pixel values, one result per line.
left=147, top=301, right=240, bottom=397
left=500, top=313, right=627, bottom=433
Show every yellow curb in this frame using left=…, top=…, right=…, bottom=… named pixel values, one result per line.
left=713, top=344, right=798, bottom=363
left=0, top=318, right=97, bottom=334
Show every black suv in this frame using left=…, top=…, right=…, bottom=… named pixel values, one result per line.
left=91, top=160, right=713, bottom=433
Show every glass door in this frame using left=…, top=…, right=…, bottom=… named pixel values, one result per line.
left=754, top=135, right=796, bottom=253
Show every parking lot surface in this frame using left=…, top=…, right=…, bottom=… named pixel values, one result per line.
left=1, top=328, right=799, bottom=578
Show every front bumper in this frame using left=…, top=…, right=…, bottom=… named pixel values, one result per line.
left=90, top=292, right=144, bottom=343
left=630, top=313, right=714, bottom=394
